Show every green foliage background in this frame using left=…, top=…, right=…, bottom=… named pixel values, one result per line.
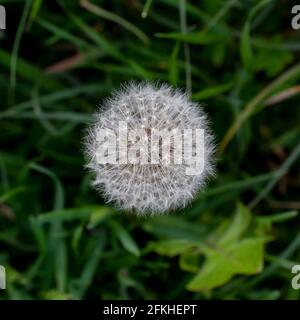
left=0, top=0, right=300, bottom=299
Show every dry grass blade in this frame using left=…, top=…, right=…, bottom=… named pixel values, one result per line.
left=264, top=85, right=300, bottom=106
left=219, top=62, right=300, bottom=155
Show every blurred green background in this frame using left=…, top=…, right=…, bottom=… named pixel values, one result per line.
left=0, top=0, right=300, bottom=300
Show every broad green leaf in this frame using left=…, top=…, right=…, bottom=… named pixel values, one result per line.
left=179, top=251, right=201, bottom=272
left=218, top=202, right=251, bottom=246
left=187, top=238, right=265, bottom=291
left=150, top=239, right=197, bottom=257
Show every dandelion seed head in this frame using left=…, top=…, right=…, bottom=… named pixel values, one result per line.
left=84, top=82, right=215, bottom=215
